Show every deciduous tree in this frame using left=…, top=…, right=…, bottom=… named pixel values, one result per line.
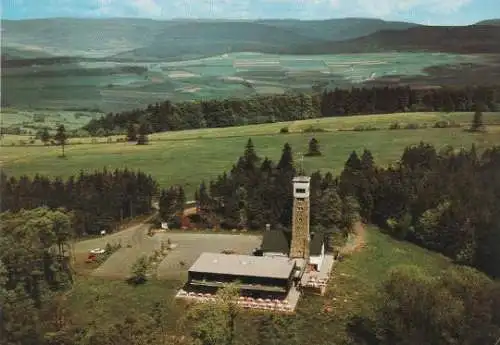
left=184, top=284, right=240, bottom=345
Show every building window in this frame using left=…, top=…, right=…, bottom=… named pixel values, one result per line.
left=296, top=188, right=306, bottom=194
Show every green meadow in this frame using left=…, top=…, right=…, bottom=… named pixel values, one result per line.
left=2, top=112, right=499, bottom=197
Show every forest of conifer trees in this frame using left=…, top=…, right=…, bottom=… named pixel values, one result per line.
left=159, top=139, right=359, bottom=234
left=0, top=169, right=158, bottom=236
left=83, top=85, right=499, bottom=136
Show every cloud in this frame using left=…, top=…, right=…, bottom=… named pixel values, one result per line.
left=5, top=0, right=475, bottom=22
left=352, top=0, right=473, bottom=17
left=93, top=0, right=162, bottom=17
left=91, top=0, right=472, bottom=19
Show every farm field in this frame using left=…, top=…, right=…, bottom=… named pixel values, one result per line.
left=2, top=52, right=483, bottom=112
left=66, top=226, right=452, bottom=344
left=2, top=112, right=500, bottom=196
left=0, top=108, right=104, bottom=133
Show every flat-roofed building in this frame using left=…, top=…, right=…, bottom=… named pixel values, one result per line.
left=187, top=252, right=297, bottom=299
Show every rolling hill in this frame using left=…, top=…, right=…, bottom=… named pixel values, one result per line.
left=3, top=17, right=499, bottom=61
left=1, top=18, right=167, bottom=58
left=476, top=19, right=500, bottom=26
left=109, top=21, right=329, bottom=61
left=1, top=17, right=419, bottom=61
left=293, top=24, right=500, bottom=54
left=256, top=17, right=419, bottom=41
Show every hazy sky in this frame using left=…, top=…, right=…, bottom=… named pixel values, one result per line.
left=2, top=0, right=499, bottom=25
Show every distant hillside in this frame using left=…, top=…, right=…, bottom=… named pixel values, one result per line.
left=110, top=21, right=330, bottom=61
left=292, top=24, right=500, bottom=54
left=0, top=46, right=53, bottom=59
left=476, top=19, right=500, bottom=26
left=256, top=17, right=419, bottom=41
left=1, top=18, right=167, bottom=58
left=3, top=18, right=499, bottom=61
left=1, top=17, right=417, bottom=61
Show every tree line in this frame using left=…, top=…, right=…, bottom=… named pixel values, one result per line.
left=0, top=169, right=158, bottom=236
left=83, top=85, right=498, bottom=137
left=0, top=207, right=75, bottom=345
left=159, top=139, right=360, bottom=233
left=336, top=142, right=500, bottom=279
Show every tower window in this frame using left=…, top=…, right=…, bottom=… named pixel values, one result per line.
left=296, top=188, right=306, bottom=194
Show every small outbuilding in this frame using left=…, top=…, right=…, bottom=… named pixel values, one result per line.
left=260, top=229, right=326, bottom=271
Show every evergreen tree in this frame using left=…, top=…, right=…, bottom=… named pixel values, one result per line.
left=470, top=104, right=484, bottom=132
left=339, top=151, right=362, bottom=197
left=358, top=149, right=377, bottom=221
left=277, top=143, right=294, bottom=172
left=177, top=186, right=186, bottom=214
left=317, top=186, right=343, bottom=228
left=341, top=196, right=361, bottom=232
left=137, top=123, right=149, bottom=145
left=159, top=187, right=179, bottom=222
left=309, top=171, right=323, bottom=226
left=360, top=149, right=375, bottom=171
left=275, top=143, right=295, bottom=226
left=197, top=181, right=211, bottom=212
left=236, top=186, right=248, bottom=229
left=305, top=137, right=322, bottom=157
left=126, top=122, right=137, bottom=142
left=243, top=138, right=260, bottom=168
left=344, top=151, right=362, bottom=171
left=54, top=124, right=67, bottom=157
left=39, top=128, right=51, bottom=145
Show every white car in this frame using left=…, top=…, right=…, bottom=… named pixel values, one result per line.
left=89, top=248, right=106, bottom=254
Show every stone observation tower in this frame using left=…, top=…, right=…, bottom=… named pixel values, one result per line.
left=290, top=176, right=311, bottom=259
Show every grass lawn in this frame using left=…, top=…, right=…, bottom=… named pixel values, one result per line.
left=66, top=276, right=186, bottom=331
left=277, top=227, right=451, bottom=345
left=2, top=112, right=500, bottom=197
left=65, top=227, right=452, bottom=344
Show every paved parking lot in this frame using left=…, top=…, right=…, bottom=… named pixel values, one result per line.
left=156, top=232, right=262, bottom=278
left=74, top=223, right=262, bottom=280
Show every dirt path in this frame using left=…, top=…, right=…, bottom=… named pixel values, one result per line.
left=340, top=221, right=367, bottom=255
left=73, top=213, right=157, bottom=255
